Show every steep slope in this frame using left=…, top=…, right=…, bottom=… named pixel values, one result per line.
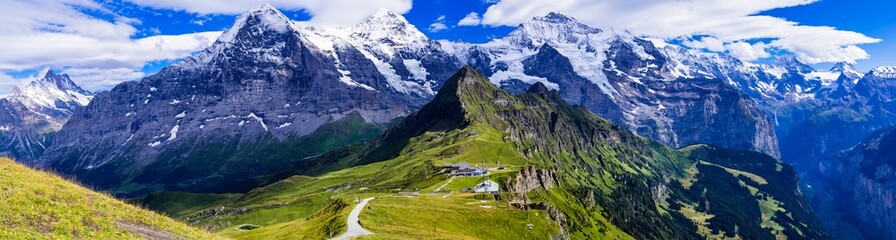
left=154, top=67, right=828, bottom=240
left=443, top=13, right=780, bottom=158
left=0, top=157, right=220, bottom=239
left=38, top=5, right=414, bottom=196
left=815, top=127, right=896, bottom=240
left=0, top=71, right=92, bottom=163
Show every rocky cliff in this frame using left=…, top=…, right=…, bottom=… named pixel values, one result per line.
left=817, top=127, right=896, bottom=240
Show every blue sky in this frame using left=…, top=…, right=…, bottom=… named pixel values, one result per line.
left=761, top=0, right=896, bottom=71
left=0, top=0, right=891, bottom=93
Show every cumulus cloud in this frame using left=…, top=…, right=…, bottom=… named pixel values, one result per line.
left=125, top=0, right=413, bottom=26
left=428, top=15, right=448, bottom=32
left=725, top=42, right=772, bottom=62
left=0, top=0, right=221, bottom=93
left=0, top=72, right=36, bottom=98
left=457, top=12, right=482, bottom=26
left=478, top=0, right=880, bottom=63
left=684, top=37, right=726, bottom=52
left=63, top=68, right=148, bottom=91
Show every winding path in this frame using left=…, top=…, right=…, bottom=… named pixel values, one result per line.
left=332, top=197, right=375, bottom=240
left=434, top=176, right=455, bottom=192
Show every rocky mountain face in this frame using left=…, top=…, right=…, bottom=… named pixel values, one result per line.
left=336, top=66, right=829, bottom=239
left=0, top=71, right=92, bottom=163
left=815, top=127, right=896, bottom=240
left=776, top=65, right=896, bottom=172
left=37, top=5, right=435, bottom=195
left=442, top=13, right=781, bottom=157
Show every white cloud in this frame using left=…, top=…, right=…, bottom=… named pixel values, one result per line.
left=190, top=16, right=210, bottom=26
left=726, top=41, right=772, bottom=62
left=428, top=15, right=448, bottom=32
left=479, top=0, right=880, bottom=63
left=62, top=68, right=147, bottom=90
left=429, top=23, right=448, bottom=33
left=457, top=12, right=482, bottom=26
left=684, top=37, right=726, bottom=52
left=0, top=0, right=221, bottom=93
left=0, top=72, right=37, bottom=98
left=125, top=0, right=413, bottom=26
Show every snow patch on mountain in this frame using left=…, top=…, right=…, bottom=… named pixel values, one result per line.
left=871, top=66, right=896, bottom=78
left=218, top=4, right=292, bottom=43
left=166, top=125, right=179, bottom=142
left=248, top=113, right=268, bottom=131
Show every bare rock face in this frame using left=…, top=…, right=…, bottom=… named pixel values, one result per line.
left=818, top=127, right=896, bottom=239
left=507, top=166, right=557, bottom=194
left=37, top=5, right=430, bottom=195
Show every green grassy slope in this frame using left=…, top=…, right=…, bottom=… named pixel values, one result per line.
left=0, top=157, right=222, bottom=239
left=675, top=145, right=829, bottom=239
left=144, top=66, right=829, bottom=240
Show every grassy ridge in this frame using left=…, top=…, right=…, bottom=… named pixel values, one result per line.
left=0, top=157, right=221, bottom=239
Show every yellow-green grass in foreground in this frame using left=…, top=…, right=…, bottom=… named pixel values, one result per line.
left=227, top=198, right=351, bottom=240
left=0, top=157, right=223, bottom=239
left=357, top=195, right=559, bottom=239
left=138, top=191, right=241, bottom=219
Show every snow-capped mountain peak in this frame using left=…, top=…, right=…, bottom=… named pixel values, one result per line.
left=8, top=70, right=92, bottom=109
left=870, top=66, right=896, bottom=78
left=217, top=3, right=293, bottom=43
left=506, top=12, right=602, bottom=47
left=350, top=8, right=427, bottom=46
left=774, top=56, right=814, bottom=74
left=541, top=12, right=578, bottom=23
left=831, top=62, right=856, bottom=73
left=175, top=4, right=299, bottom=70
left=35, top=70, right=89, bottom=95
left=829, top=61, right=863, bottom=81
